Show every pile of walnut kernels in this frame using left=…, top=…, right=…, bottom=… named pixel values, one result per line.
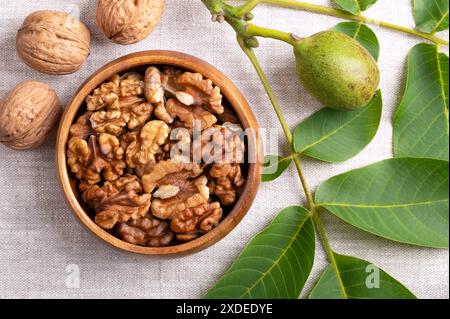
left=67, top=66, right=246, bottom=247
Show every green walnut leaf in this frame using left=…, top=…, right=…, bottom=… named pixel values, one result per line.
left=333, top=22, right=380, bottom=60
left=262, top=155, right=292, bottom=182
left=413, top=0, right=449, bottom=34
left=394, top=44, right=449, bottom=161
left=333, top=0, right=378, bottom=15
left=205, top=206, right=315, bottom=299
left=293, top=91, right=382, bottom=163
left=316, top=158, right=449, bottom=248
left=309, top=254, right=416, bottom=299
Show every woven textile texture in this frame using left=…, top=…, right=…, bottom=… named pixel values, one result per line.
left=0, top=0, right=448, bottom=299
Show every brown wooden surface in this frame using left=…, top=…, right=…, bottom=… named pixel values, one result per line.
left=56, top=50, right=262, bottom=256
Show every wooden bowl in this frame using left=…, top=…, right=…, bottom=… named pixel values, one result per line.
left=56, top=51, right=262, bottom=256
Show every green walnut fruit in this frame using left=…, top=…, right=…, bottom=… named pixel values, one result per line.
left=294, top=31, right=380, bottom=111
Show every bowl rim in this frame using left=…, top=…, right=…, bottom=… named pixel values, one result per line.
left=56, top=50, right=262, bottom=256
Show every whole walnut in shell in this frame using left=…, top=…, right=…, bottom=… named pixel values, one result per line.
left=96, top=0, right=165, bottom=45
left=16, top=11, right=91, bottom=75
left=0, top=81, right=62, bottom=150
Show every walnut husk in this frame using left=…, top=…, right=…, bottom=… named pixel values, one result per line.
left=0, top=81, right=62, bottom=150
left=16, top=10, right=91, bottom=75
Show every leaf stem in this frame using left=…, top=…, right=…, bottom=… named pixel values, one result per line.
left=237, top=37, right=294, bottom=141
left=202, top=1, right=300, bottom=46
left=291, top=157, right=314, bottom=209
left=235, top=0, right=261, bottom=16
left=246, top=24, right=298, bottom=46
left=292, top=155, right=347, bottom=297
left=284, top=152, right=301, bottom=161
left=258, top=0, right=448, bottom=46
left=311, top=211, right=348, bottom=298
left=230, top=0, right=449, bottom=46
left=237, top=36, right=348, bottom=298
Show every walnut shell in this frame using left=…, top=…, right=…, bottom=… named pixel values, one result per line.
left=96, top=0, right=165, bottom=45
left=0, top=81, right=62, bottom=150
left=16, top=10, right=91, bottom=75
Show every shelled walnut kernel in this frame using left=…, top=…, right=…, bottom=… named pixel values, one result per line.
left=67, top=65, right=246, bottom=247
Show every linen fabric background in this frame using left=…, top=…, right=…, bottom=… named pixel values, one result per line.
left=0, top=0, right=448, bottom=299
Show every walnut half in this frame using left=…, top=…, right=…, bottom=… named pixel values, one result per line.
left=117, top=216, right=174, bottom=247
left=125, top=120, right=170, bottom=169
left=80, top=175, right=151, bottom=230
left=142, top=157, right=206, bottom=219
left=144, top=67, right=224, bottom=127
left=141, top=157, right=224, bottom=240
left=67, top=134, right=126, bottom=185
left=208, top=163, right=245, bottom=206
left=172, top=202, right=223, bottom=242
